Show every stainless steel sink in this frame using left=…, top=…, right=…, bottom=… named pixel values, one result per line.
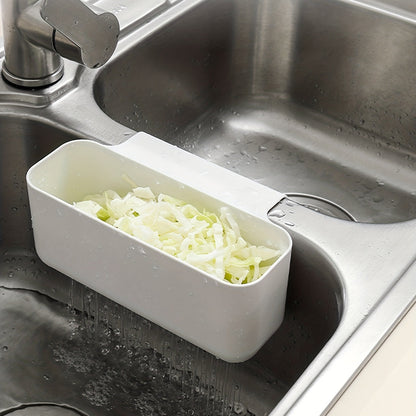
left=1, top=0, right=416, bottom=415
left=0, top=116, right=342, bottom=415
left=94, top=0, right=416, bottom=224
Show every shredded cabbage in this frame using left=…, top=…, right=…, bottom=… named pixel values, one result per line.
left=73, top=185, right=281, bottom=284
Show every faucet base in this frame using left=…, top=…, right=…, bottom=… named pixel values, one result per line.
left=2, top=61, right=64, bottom=88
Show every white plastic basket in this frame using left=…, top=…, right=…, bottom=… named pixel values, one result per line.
left=26, top=132, right=292, bottom=362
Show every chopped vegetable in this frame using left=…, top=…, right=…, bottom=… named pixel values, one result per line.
left=73, top=185, right=280, bottom=284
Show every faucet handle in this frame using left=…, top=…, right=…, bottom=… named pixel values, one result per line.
left=40, top=0, right=119, bottom=68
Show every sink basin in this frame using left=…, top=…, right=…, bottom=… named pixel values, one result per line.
left=0, top=114, right=342, bottom=414
left=1, top=0, right=416, bottom=415
left=94, top=0, right=416, bottom=224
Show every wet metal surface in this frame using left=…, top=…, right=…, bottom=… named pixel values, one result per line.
left=94, top=0, right=416, bottom=224
left=0, top=110, right=342, bottom=415
left=0, top=275, right=286, bottom=415
left=0, top=0, right=416, bottom=415
left=0, top=286, right=252, bottom=415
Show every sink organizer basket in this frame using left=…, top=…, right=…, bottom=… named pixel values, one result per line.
left=26, top=132, right=292, bottom=362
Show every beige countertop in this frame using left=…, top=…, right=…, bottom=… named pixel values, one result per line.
left=328, top=303, right=416, bottom=416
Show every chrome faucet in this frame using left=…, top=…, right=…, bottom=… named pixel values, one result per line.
left=1, top=0, right=119, bottom=88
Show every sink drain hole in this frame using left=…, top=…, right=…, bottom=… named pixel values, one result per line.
left=285, top=193, right=357, bottom=221
left=1, top=404, right=88, bottom=416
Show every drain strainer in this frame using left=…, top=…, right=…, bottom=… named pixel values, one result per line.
left=285, top=193, right=357, bottom=221
left=1, top=404, right=86, bottom=416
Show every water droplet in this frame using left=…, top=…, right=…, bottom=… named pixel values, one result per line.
left=270, top=209, right=286, bottom=218
left=7, top=271, right=13, bottom=278
left=43, top=374, right=50, bottom=381
left=233, top=402, right=247, bottom=415
left=372, top=195, right=384, bottom=203
left=284, top=222, right=295, bottom=227
left=2, top=346, right=8, bottom=352
left=258, top=145, right=267, bottom=152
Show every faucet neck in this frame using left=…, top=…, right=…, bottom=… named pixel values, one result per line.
left=1, top=0, right=63, bottom=88
left=1, top=0, right=119, bottom=88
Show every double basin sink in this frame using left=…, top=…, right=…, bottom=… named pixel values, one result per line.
left=1, top=0, right=415, bottom=415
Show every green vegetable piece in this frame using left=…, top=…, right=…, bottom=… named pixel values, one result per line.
left=73, top=183, right=281, bottom=284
